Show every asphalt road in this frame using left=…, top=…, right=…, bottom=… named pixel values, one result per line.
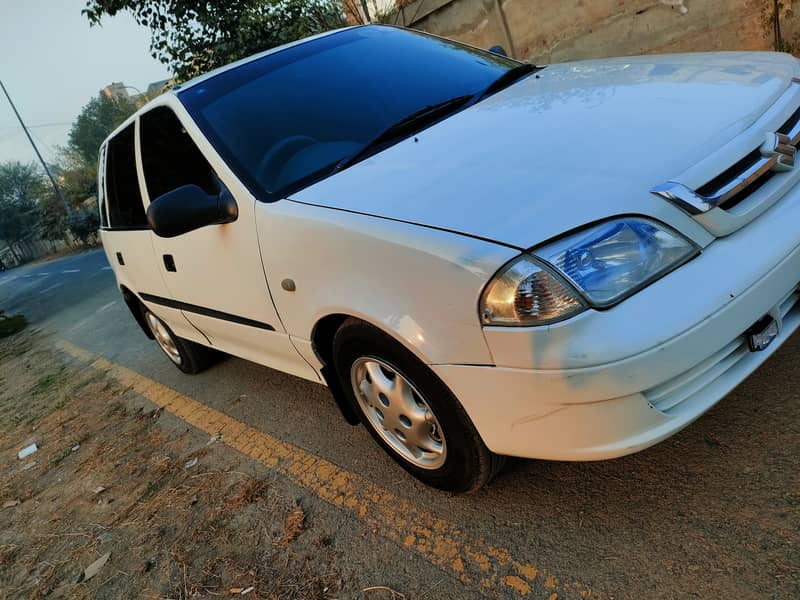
left=1, top=248, right=798, bottom=599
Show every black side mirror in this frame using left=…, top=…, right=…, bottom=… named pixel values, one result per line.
left=488, top=45, right=508, bottom=57
left=147, top=184, right=238, bottom=238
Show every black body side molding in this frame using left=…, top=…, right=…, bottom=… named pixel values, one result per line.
left=126, top=288, right=357, bottom=425
left=139, top=293, right=275, bottom=331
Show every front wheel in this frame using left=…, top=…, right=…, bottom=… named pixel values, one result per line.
left=333, top=318, right=504, bottom=493
left=142, top=309, right=218, bottom=374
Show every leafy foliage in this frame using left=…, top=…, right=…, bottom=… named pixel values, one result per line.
left=67, top=207, right=101, bottom=246
left=82, top=0, right=348, bottom=80
left=0, top=309, right=27, bottom=338
left=0, top=162, right=46, bottom=247
left=58, top=148, right=100, bottom=209
left=0, top=95, right=123, bottom=258
left=0, top=160, right=98, bottom=255
left=56, top=90, right=138, bottom=244
left=67, top=92, right=137, bottom=165
left=37, top=191, right=69, bottom=242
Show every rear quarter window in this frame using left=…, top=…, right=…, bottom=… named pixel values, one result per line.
left=97, top=144, right=109, bottom=228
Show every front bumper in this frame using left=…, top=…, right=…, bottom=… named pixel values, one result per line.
left=435, top=289, right=799, bottom=459
left=433, top=180, right=800, bottom=460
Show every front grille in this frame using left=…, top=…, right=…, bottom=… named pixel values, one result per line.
left=651, top=81, right=800, bottom=220
left=694, top=148, right=777, bottom=211
left=693, top=109, right=797, bottom=212
left=695, top=149, right=763, bottom=197
left=779, top=105, right=800, bottom=136
left=644, top=286, right=800, bottom=416
left=645, top=336, right=749, bottom=415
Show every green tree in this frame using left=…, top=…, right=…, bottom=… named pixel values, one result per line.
left=67, top=92, right=137, bottom=165
left=0, top=162, right=46, bottom=262
left=56, top=90, right=137, bottom=228
left=58, top=148, right=100, bottom=209
left=67, top=207, right=101, bottom=246
left=82, top=0, right=347, bottom=80
left=37, top=190, right=69, bottom=243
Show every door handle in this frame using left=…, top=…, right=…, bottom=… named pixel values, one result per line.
left=163, top=254, right=176, bottom=272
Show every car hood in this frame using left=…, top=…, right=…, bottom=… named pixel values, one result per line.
left=292, top=52, right=800, bottom=249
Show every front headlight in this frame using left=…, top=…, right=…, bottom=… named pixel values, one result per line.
left=481, top=217, right=699, bottom=326
left=479, top=255, right=586, bottom=326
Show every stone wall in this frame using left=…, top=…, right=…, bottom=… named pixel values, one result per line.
left=386, top=0, right=788, bottom=63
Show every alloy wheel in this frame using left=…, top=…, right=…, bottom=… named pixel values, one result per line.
left=145, top=311, right=182, bottom=365
left=350, top=356, right=446, bottom=469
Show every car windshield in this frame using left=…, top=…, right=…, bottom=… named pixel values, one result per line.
left=179, top=25, right=519, bottom=200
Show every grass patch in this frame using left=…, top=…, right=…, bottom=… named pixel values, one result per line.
left=50, top=445, right=74, bottom=466
left=52, top=393, right=72, bottom=410
left=70, top=371, right=105, bottom=394
left=31, top=367, right=67, bottom=396
left=140, top=478, right=169, bottom=502
left=0, top=310, right=26, bottom=338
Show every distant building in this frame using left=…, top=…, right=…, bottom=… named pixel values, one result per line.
left=102, top=81, right=131, bottom=101
left=101, top=78, right=174, bottom=106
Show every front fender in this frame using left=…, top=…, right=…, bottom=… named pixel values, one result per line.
left=256, top=200, right=518, bottom=366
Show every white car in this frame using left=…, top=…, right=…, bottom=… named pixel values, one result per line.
left=99, top=25, right=800, bottom=492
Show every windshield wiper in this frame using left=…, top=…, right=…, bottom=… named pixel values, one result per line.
left=335, top=94, right=474, bottom=171
left=471, top=63, right=538, bottom=104
left=333, top=65, right=539, bottom=174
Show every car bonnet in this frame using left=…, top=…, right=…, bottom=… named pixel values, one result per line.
left=290, top=52, right=800, bottom=249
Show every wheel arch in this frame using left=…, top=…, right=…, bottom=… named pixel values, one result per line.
left=309, top=313, right=358, bottom=425
left=309, top=311, right=435, bottom=426
left=120, top=284, right=154, bottom=340
left=311, top=311, right=435, bottom=369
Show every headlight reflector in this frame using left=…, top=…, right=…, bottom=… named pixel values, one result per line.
left=480, top=255, right=585, bottom=326
left=480, top=217, right=699, bottom=327
left=537, top=218, right=698, bottom=307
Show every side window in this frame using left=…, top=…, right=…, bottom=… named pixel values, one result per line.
left=140, top=106, right=219, bottom=201
left=105, top=124, right=148, bottom=228
left=97, top=144, right=108, bottom=228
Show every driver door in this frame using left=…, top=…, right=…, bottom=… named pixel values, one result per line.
left=137, top=99, right=318, bottom=382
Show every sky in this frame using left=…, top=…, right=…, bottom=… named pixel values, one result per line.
left=0, top=0, right=171, bottom=164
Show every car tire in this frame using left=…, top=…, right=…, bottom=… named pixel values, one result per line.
left=332, top=318, right=504, bottom=493
left=141, top=308, right=219, bottom=374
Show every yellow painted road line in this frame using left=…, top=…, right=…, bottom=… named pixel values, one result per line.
left=57, top=339, right=592, bottom=599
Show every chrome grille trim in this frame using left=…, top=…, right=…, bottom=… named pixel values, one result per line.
left=651, top=79, right=800, bottom=216
left=652, top=154, right=780, bottom=215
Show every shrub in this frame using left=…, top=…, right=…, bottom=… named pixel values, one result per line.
left=0, top=309, right=27, bottom=338
left=68, top=208, right=100, bottom=246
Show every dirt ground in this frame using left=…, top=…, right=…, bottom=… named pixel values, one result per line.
left=3, top=309, right=799, bottom=599
left=0, top=329, right=342, bottom=599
